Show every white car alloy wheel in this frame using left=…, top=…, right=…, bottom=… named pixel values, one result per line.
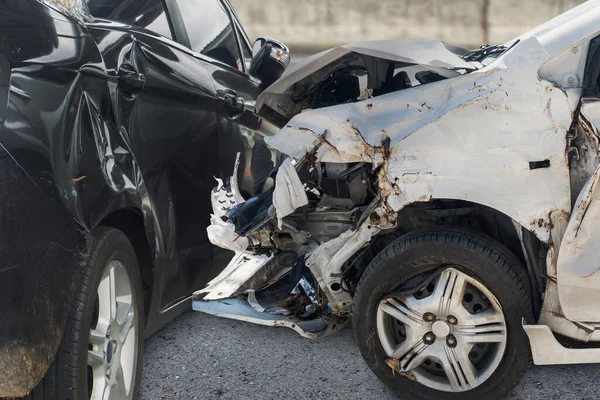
left=376, top=267, right=507, bottom=393
left=87, top=260, right=138, bottom=400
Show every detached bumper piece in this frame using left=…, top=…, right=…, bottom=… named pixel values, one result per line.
left=192, top=297, right=328, bottom=339
left=523, top=322, right=600, bottom=365
left=193, top=252, right=346, bottom=338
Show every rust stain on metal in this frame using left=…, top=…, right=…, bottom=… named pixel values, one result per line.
left=366, top=103, right=373, bottom=110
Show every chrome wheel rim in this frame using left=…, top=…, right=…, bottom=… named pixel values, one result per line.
left=88, top=260, right=137, bottom=400
left=376, top=267, right=507, bottom=393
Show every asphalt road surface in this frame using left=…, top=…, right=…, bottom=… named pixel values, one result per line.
left=140, top=311, right=600, bottom=400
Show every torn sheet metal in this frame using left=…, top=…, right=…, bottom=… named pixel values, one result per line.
left=305, top=205, right=396, bottom=314
left=192, top=297, right=326, bottom=339
left=206, top=215, right=250, bottom=253
left=265, top=35, right=573, bottom=244
left=273, top=158, right=308, bottom=228
left=197, top=253, right=273, bottom=300
left=256, top=41, right=474, bottom=124
left=306, top=221, right=378, bottom=314
left=557, top=164, right=600, bottom=321
left=264, top=40, right=473, bottom=94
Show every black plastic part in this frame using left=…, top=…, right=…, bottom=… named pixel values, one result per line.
left=313, top=75, right=361, bottom=108
left=251, top=140, right=275, bottom=194
left=415, top=70, right=447, bottom=84
left=521, top=227, right=547, bottom=318
left=321, top=177, right=351, bottom=198
left=583, top=35, right=600, bottom=97
left=381, top=268, right=443, bottom=301
left=249, top=39, right=290, bottom=89
left=529, top=159, right=551, bottom=170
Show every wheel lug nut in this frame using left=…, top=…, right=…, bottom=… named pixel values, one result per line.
left=423, top=312, right=436, bottom=322
left=447, top=334, right=457, bottom=348
left=423, top=332, right=436, bottom=345
left=448, top=315, right=458, bottom=325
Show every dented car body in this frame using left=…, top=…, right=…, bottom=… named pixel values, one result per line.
left=194, top=0, right=600, bottom=397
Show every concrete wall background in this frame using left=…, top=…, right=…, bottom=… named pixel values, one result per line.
left=231, top=0, right=586, bottom=49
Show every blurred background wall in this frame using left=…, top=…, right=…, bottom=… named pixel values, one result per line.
left=231, top=0, right=587, bottom=50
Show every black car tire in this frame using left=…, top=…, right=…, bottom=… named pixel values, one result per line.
left=353, top=228, right=534, bottom=400
left=26, top=227, right=144, bottom=400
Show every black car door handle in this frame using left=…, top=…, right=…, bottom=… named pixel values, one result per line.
left=118, top=63, right=145, bottom=97
left=223, top=90, right=245, bottom=119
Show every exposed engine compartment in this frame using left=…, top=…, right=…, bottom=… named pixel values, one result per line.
left=195, top=41, right=513, bottom=338
left=196, top=143, right=390, bottom=337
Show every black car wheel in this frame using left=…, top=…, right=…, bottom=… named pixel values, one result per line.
left=27, top=227, right=144, bottom=400
left=353, top=228, right=534, bottom=400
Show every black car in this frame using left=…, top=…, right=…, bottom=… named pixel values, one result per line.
left=0, top=1, right=289, bottom=398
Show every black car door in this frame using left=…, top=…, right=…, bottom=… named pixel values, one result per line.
left=84, top=0, right=248, bottom=309
left=168, top=0, right=275, bottom=200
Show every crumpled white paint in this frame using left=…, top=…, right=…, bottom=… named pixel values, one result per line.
left=206, top=215, right=249, bottom=253
left=272, top=158, right=308, bottom=229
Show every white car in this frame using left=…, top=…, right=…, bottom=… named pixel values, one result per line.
left=194, top=1, right=600, bottom=398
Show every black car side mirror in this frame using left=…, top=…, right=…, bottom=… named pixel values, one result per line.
left=249, top=37, right=290, bottom=89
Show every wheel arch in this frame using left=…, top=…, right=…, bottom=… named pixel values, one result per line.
left=99, top=208, right=155, bottom=323
left=370, top=199, right=547, bottom=317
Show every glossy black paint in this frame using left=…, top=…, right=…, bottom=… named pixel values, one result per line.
left=0, top=0, right=269, bottom=396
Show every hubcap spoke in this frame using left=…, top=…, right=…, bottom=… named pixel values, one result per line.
left=400, top=341, right=431, bottom=371
left=433, top=269, right=467, bottom=317
left=96, top=277, right=113, bottom=332
left=102, top=383, right=111, bottom=400
left=89, top=327, right=106, bottom=347
left=380, top=298, right=426, bottom=326
left=114, top=367, right=128, bottom=399
left=88, top=347, right=105, bottom=367
left=119, top=314, right=134, bottom=344
left=455, top=310, right=506, bottom=344
left=108, top=265, right=117, bottom=321
left=442, top=346, right=478, bottom=391
left=118, top=303, right=135, bottom=343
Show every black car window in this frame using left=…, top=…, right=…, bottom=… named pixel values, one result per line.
left=85, top=0, right=173, bottom=39
left=175, top=0, right=243, bottom=71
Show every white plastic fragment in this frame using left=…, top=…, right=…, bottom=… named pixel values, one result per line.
left=206, top=215, right=249, bottom=253
left=272, top=158, right=309, bottom=229
left=198, top=253, right=273, bottom=300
